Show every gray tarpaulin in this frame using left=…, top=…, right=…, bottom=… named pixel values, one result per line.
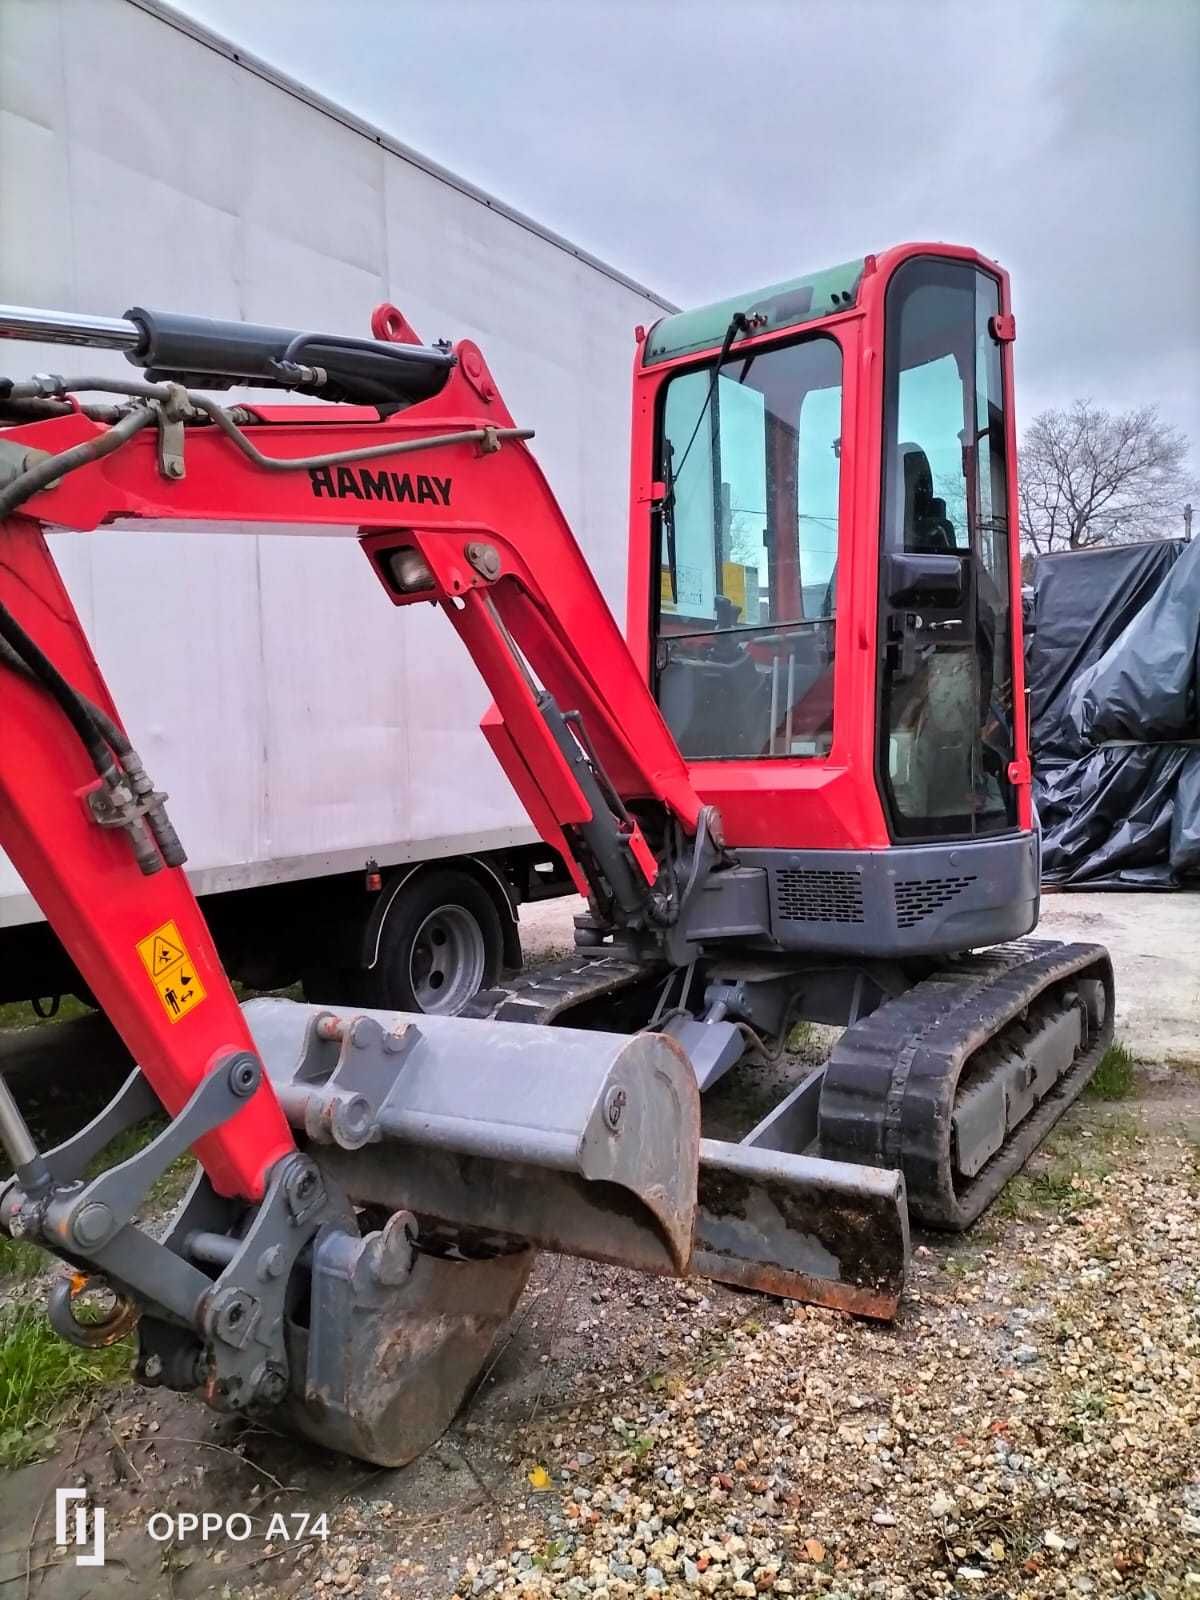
left=1028, top=539, right=1199, bottom=889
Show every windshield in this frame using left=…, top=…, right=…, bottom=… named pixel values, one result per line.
left=653, top=334, right=843, bottom=760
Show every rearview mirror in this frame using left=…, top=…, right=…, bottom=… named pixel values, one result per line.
left=886, top=551, right=964, bottom=607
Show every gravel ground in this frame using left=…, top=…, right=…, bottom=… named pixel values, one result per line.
left=1, top=894, right=1198, bottom=1600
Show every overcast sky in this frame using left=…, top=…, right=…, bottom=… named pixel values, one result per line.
left=178, top=0, right=1200, bottom=480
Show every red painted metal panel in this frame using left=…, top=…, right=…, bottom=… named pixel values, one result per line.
left=0, top=518, right=294, bottom=1199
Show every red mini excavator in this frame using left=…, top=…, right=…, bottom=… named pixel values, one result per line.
left=0, top=244, right=1113, bottom=1465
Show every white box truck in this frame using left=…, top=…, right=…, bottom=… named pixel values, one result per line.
left=0, top=0, right=672, bottom=1013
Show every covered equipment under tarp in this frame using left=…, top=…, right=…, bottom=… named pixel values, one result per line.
left=1027, top=539, right=1200, bottom=888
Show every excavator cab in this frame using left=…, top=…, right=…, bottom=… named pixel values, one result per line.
left=634, top=247, right=1030, bottom=956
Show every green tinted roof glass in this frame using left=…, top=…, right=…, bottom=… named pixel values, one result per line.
left=644, top=257, right=866, bottom=366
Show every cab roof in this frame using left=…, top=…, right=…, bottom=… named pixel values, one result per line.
left=642, top=256, right=867, bottom=367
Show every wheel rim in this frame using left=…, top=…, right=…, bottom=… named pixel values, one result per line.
left=408, top=904, right=487, bottom=1014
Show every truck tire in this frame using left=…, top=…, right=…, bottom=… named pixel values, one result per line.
left=367, top=868, right=505, bottom=1016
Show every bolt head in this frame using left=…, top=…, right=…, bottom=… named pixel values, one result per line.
left=258, top=1244, right=285, bottom=1280
left=603, top=1085, right=627, bottom=1131
left=73, top=1201, right=115, bottom=1248
left=228, top=1056, right=259, bottom=1097
left=256, top=1365, right=288, bottom=1406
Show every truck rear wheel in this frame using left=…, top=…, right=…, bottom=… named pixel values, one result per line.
left=368, top=869, right=504, bottom=1016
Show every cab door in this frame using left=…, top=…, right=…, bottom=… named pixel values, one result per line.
left=877, top=257, right=1018, bottom=840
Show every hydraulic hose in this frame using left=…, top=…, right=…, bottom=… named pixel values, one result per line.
left=0, top=635, right=132, bottom=758
left=0, top=601, right=121, bottom=783
left=0, top=403, right=153, bottom=520
left=0, top=404, right=184, bottom=870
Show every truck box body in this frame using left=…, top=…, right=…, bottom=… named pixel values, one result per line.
left=0, top=0, right=671, bottom=1001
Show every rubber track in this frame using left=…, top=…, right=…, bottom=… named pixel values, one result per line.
left=460, top=952, right=654, bottom=1025
left=818, top=939, right=1115, bottom=1230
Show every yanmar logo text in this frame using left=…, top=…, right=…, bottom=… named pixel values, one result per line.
left=308, top=465, right=452, bottom=505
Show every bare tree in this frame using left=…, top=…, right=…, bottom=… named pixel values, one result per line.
left=1018, top=400, right=1196, bottom=555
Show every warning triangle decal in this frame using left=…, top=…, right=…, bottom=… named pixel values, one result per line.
left=151, top=933, right=185, bottom=974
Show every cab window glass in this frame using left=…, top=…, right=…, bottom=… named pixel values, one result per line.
left=655, top=336, right=843, bottom=760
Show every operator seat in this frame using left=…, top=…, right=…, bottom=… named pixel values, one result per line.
left=658, top=633, right=771, bottom=759
left=899, top=443, right=957, bottom=552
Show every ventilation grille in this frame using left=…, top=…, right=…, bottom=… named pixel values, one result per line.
left=775, top=868, right=865, bottom=924
left=894, top=874, right=978, bottom=929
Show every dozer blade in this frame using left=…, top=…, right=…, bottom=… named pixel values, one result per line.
left=695, top=1140, right=909, bottom=1321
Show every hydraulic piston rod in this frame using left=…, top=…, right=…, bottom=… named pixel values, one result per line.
left=0, top=305, right=141, bottom=351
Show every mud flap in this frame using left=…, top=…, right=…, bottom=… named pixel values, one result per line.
left=694, top=1139, right=909, bottom=1321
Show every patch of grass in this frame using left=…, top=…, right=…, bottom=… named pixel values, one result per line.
left=532, top=1538, right=565, bottom=1571
left=993, top=1155, right=1111, bottom=1222
left=0, top=1304, right=131, bottom=1468
left=0, top=995, right=94, bottom=1031
left=1013, top=1258, right=1050, bottom=1292
left=1037, top=1161, right=1110, bottom=1212
left=786, top=1020, right=815, bottom=1052
left=1071, top=1388, right=1108, bottom=1419
left=991, top=1176, right=1033, bottom=1221
left=81, top=1114, right=196, bottom=1212
left=994, top=1168, right=1083, bottom=1217
left=610, top=1417, right=656, bottom=1461
left=1086, top=1039, right=1137, bottom=1102
left=0, top=1234, right=48, bottom=1279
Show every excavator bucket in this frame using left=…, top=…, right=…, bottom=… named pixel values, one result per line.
left=246, top=999, right=701, bottom=1277
left=243, top=999, right=910, bottom=1462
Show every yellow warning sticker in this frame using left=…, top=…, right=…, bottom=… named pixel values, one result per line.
left=136, top=920, right=207, bottom=1024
